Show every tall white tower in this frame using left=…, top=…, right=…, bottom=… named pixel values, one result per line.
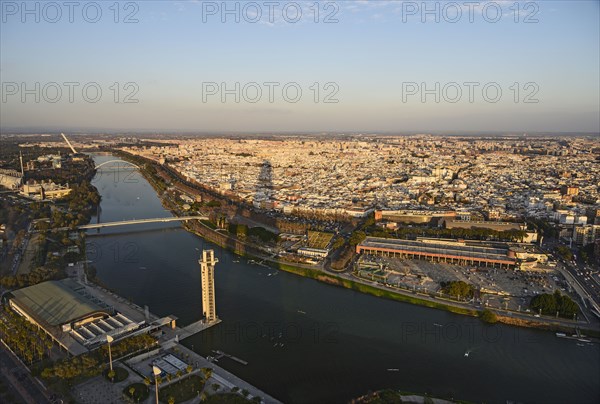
left=19, top=151, right=24, bottom=177
left=199, top=249, right=218, bottom=323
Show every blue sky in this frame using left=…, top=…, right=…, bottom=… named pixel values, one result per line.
left=1, top=0, right=599, bottom=133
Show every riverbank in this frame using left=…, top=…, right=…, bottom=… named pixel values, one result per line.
left=110, top=151, right=598, bottom=336
left=189, top=203, right=600, bottom=335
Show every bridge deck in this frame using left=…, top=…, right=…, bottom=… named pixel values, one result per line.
left=79, top=216, right=208, bottom=229
left=44, top=216, right=208, bottom=232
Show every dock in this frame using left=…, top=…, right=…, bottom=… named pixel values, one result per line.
left=170, top=319, right=221, bottom=340
left=212, top=349, right=249, bottom=365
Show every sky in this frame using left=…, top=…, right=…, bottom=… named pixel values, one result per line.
left=1, top=0, right=599, bottom=133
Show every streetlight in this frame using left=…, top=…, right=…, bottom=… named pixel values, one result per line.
left=106, top=335, right=114, bottom=372
left=153, top=366, right=161, bottom=404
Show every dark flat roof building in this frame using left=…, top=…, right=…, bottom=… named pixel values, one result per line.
left=5, top=279, right=140, bottom=355
left=8, top=278, right=110, bottom=328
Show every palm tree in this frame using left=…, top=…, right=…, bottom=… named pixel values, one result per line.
left=36, top=343, right=44, bottom=361
left=45, top=339, right=53, bottom=356
left=201, top=367, right=212, bottom=380
left=24, top=346, right=33, bottom=365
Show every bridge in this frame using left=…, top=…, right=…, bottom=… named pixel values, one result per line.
left=79, top=216, right=208, bottom=230
left=45, top=216, right=208, bottom=232
left=95, top=160, right=140, bottom=170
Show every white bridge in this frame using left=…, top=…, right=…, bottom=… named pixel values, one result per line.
left=41, top=216, right=209, bottom=232
left=79, top=216, right=208, bottom=230
left=94, top=160, right=140, bottom=170
left=60, top=133, right=139, bottom=170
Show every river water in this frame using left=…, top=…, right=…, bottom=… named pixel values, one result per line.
left=86, top=155, right=599, bottom=404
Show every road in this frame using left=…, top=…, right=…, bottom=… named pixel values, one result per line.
left=335, top=269, right=598, bottom=330
left=0, top=343, right=51, bottom=404
left=539, top=241, right=600, bottom=312
left=558, top=261, right=600, bottom=309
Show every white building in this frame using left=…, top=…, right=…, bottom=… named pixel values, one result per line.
left=297, top=247, right=329, bottom=259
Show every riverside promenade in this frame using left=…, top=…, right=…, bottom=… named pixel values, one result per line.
left=161, top=340, right=282, bottom=404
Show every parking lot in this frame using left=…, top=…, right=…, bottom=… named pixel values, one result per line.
left=357, top=256, right=571, bottom=311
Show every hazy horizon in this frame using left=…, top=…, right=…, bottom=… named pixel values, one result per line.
left=2, top=1, right=599, bottom=133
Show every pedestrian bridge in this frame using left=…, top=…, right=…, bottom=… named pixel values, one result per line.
left=79, top=216, right=208, bottom=230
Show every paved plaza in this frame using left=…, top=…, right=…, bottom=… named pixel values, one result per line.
left=73, top=365, right=143, bottom=404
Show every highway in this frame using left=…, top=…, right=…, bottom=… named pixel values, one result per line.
left=559, top=260, right=600, bottom=311
left=539, top=241, right=600, bottom=314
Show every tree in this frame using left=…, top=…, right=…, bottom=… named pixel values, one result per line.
left=168, top=396, right=175, bottom=404
left=480, top=309, right=498, bottom=324
left=441, top=281, right=474, bottom=300
left=349, top=231, right=366, bottom=246
left=556, top=245, right=573, bottom=261
left=530, top=291, right=578, bottom=318
left=186, top=365, right=193, bottom=374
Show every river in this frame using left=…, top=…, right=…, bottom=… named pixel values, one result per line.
left=86, top=155, right=600, bottom=404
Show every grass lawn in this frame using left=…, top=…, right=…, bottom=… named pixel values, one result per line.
left=104, top=366, right=129, bottom=383
left=158, top=375, right=204, bottom=403
left=123, top=383, right=149, bottom=402
left=203, top=393, right=252, bottom=403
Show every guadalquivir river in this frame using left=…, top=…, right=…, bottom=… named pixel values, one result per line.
left=86, top=155, right=600, bottom=404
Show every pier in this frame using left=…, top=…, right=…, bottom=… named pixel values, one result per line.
left=176, top=319, right=221, bottom=340
left=212, top=350, right=249, bottom=365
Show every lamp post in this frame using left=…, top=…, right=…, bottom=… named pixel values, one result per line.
left=106, top=335, right=114, bottom=372
left=153, top=365, right=161, bottom=404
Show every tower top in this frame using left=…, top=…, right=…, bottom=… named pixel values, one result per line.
left=200, top=249, right=219, bottom=265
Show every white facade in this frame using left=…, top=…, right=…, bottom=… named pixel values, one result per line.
left=297, top=247, right=329, bottom=258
